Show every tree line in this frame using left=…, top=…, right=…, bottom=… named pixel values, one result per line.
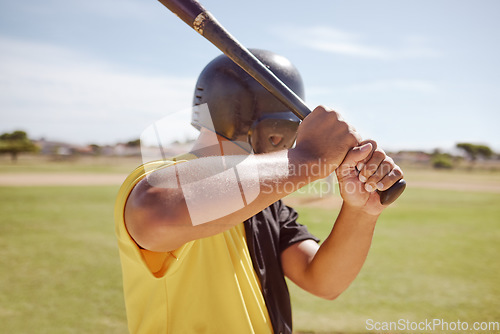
left=0, top=131, right=38, bottom=162
left=0, top=130, right=497, bottom=168
left=432, top=143, right=495, bottom=169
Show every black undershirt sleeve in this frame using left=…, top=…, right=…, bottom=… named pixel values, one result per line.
left=244, top=200, right=320, bottom=334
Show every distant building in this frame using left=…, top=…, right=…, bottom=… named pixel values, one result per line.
left=33, top=138, right=196, bottom=158
left=390, top=151, right=431, bottom=164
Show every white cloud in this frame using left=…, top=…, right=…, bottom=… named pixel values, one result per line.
left=17, top=0, right=158, bottom=20
left=342, top=79, right=438, bottom=94
left=307, top=79, right=438, bottom=98
left=275, top=25, right=440, bottom=60
left=76, top=0, right=162, bottom=20
left=0, top=36, right=196, bottom=144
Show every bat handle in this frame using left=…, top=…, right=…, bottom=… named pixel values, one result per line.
left=377, top=179, right=406, bottom=205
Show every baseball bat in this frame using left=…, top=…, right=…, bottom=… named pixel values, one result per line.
left=157, top=0, right=406, bottom=205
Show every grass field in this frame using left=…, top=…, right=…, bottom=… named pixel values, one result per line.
left=0, top=185, right=128, bottom=333
left=288, top=186, right=500, bottom=333
left=1, top=156, right=499, bottom=333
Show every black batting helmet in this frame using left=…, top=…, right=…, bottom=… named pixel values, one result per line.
left=192, top=49, right=304, bottom=153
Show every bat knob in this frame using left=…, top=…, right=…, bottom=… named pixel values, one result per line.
left=378, top=179, right=406, bottom=205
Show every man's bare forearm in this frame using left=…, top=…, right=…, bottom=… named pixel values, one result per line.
left=124, top=148, right=324, bottom=251
left=302, top=203, right=378, bottom=300
left=125, top=106, right=361, bottom=251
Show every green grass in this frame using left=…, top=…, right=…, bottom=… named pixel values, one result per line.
left=289, top=187, right=500, bottom=333
left=0, top=186, right=128, bottom=333
left=1, top=164, right=499, bottom=333
left=0, top=154, right=141, bottom=174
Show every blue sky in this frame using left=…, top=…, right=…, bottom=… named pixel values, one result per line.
left=0, top=0, right=499, bottom=152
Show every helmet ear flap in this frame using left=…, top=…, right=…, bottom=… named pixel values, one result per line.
left=249, top=112, right=300, bottom=153
left=192, top=65, right=256, bottom=143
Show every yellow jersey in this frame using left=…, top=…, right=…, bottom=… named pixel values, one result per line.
left=114, top=158, right=273, bottom=333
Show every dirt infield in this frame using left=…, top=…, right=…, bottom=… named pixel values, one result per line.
left=407, top=180, right=500, bottom=193
left=2, top=173, right=500, bottom=195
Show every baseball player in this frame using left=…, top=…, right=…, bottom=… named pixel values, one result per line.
left=115, top=49, right=403, bottom=334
